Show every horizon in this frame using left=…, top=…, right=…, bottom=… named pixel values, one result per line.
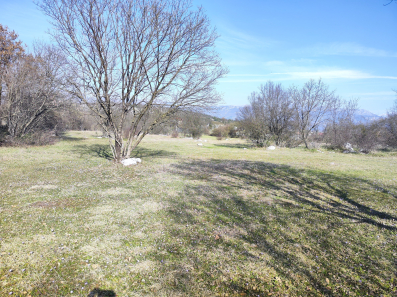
left=1, top=0, right=396, bottom=114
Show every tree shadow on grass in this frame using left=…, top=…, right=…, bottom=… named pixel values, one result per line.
left=72, top=144, right=178, bottom=160
left=87, top=288, right=116, bottom=297
left=133, top=147, right=178, bottom=159
left=73, top=144, right=114, bottom=160
left=160, top=159, right=397, bottom=296
left=213, top=143, right=252, bottom=149
left=58, top=131, right=92, bottom=142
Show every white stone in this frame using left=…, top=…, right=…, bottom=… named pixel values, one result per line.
left=267, top=146, right=276, bottom=150
left=344, top=143, right=354, bottom=152
left=243, top=148, right=247, bottom=150
left=197, top=143, right=203, bottom=146
left=121, top=158, right=142, bottom=166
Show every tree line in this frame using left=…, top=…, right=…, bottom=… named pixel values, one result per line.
left=237, top=80, right=397, bottom=152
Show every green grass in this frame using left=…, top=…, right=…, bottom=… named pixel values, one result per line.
left=1, top=132, right=396, bottom=296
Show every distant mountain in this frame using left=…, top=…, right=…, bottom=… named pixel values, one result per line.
left=208, top=105, right=241, bottom=120
left=208, top=105, right=382, bottom=124
left=353, top=109, right=382, bottom=123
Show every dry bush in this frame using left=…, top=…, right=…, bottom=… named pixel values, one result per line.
left=3, top=130, right=58, bottom=146
left=211, top=125, right=229, bottom=140
left=352, top=122, right=382, bottom=153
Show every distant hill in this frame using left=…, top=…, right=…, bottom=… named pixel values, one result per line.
left=208, top=105, right=382, bottom=124
left=207, top=105, right=241, bottom=120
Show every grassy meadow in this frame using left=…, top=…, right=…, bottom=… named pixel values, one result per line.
left=1, top=132, right=397, bottom=296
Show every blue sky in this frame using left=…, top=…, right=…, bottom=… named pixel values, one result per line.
left=1, top=0, right=396, bottom=114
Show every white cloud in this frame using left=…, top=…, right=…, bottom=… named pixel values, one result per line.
left=300, top=42, right=397, bottom=57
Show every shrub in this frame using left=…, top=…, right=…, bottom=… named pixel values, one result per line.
left=2, top=130, right=58, bottom=146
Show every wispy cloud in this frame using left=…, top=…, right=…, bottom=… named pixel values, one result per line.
left=346, top=91, right=396, bottom=100
left=221, top=70, right=397, bottom=83
left=217, top=26, right=277, bottom=50
left=273, top=70, right=397, bottom=80
left=299, top=42, right=397, bottom=57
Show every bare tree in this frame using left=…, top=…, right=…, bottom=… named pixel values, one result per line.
left=259, top=81, right=294, bottom=145
left=237, top=93, right=268, bottom=147
left=238, top=82, right=294, bottom=146
left=324, top=97, right=358, bottom=148
left=2, top=44, right=64, bottom=138
left=38, top=0, right=227, bottom=162
left=290, top=79, right=338, bottom=148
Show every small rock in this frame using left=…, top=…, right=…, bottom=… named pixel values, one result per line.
left=267, top=146, right=276, bottom=150
left=121, top=158, right=142, bottom=166
left=243, top=148, right=247, bottom=150
left=197, top=143, right=203, bottom=146
left=344, top=142, right=355, bottom=152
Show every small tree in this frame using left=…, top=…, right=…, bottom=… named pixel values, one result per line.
left=290, top=79, right=338, bottom=148
left=180, top=111, right=209, bottom=139
left=2, top=44, right=64, bottom=138
left=237, top=93, right=268, bottom=147
left=382, top=98, right=397, bottom=147
left=38, top=0, right=227, bottom=162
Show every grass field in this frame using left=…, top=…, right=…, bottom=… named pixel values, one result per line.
left=1, top=132, right=397, bottom=296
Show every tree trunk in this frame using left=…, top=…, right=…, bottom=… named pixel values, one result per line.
left=302, top=133, right=309, bottom=148
left=114, top=137, right=122, bottom=162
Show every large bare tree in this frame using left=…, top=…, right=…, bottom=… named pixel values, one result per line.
left=290, top=79, right=338, bottom=148
left=38, top=0, right=227, bottom=162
